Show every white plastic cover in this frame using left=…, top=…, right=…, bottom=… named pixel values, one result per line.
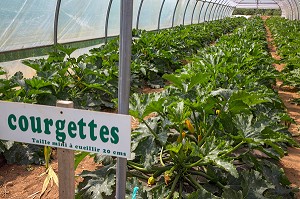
left=58, top=0, right=110, bottom=43
left=0, top=0, right=295, bottom=54
left=138, top=0, right=162, bottom=30
left=0, top=1, right=56, bottom=52
left=173, top=0, right=190, bottom=26
left=184, top=0, right=197, bottom=25
left=159, top=0, right=178, bottom=29
left=107, top=0, right=120, bottom=36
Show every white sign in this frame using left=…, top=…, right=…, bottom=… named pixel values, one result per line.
left=0, top=101, right=131, bottom=158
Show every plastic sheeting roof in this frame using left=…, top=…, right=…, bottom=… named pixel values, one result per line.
left=0, top=0, right=299, bottom=53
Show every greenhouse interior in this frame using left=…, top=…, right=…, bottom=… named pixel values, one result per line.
left=1, top=0, right=300, bottom=198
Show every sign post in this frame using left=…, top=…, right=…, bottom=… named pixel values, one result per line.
left=56, top=100, right=75, bottom=199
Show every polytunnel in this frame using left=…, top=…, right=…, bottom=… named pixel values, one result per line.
left=1, top=0, right=298, bottom=57
left=1, top=0, right=300, bottom=199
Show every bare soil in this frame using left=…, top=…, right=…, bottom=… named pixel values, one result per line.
left=0, top=17, right=300, bottom=199
left=264, top=16, right=300, bottom=198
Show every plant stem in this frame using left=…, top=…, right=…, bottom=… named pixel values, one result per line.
left=127, top=160, right=144, bottom=168
left=179, top=181, right=183, bottom=199
left=184, top=176, right=197, bottom=190
left=198, top=119, right=216, bottom=147
left=160, top=147, right=165, bottom=166
left=221, top=141, right=245, bottom=158
left=186, top=175, right=202, bottom=189
left=188, top=170, right=225, bottom=189
left=192, top=111, right=199, bottom=134
left=127, top=171, right=148, bottom=180
left=127, top=161, right=154, bottom=173
left=142, top=119, right=160, bottom=140
left=184, top=158, right=207, bottom=168
left=166, top=174, right=180, bottom=199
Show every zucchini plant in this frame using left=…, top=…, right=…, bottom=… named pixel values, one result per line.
left=76, top=17, right=297, bottom=198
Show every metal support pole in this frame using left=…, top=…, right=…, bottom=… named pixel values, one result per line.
left=183, top=0, right=191, bottom=25
left=54, top=0, right=62, bottom=45
left=136, top=0, right=144, bottom=30
left=191, top=1, right=199, bottom=24
left=172, top=0, right=180, bottom=27
left=198, top=1, right=206, bottom=23
left=158, top=0, right=166, bottom=30
left=105, top=0, right=114, bottom=43
left=204, top=1, right=212, bottom=22
left=116, top=0, right=133, bottom=198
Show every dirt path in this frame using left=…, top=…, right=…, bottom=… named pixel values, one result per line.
left=263, top=16, right=300, bottom=198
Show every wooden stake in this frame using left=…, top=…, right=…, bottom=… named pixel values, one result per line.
left=56, top=101, right=75, bottom=199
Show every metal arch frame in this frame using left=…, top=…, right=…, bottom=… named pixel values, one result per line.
left=289, top=0, right=297, bottom=19
left=225, top=3, right=234, bottom=18
left=296, top=0, right=300, bottom=19
left=198, top=0, right=207, bottom=23
left=284, top=1, right=293, bottom=19
left=215, top=0, right=227, bottom=20
left=54, top=0, right=62, bottom=45
left=277, top=0, right=288, bottom=18
left=290, top=0, right=299, bottom=19
left=172, top=0, right=180, bottom=27
left=218, top=3, right=227, bottom=19
left=216, top=0, right=229, bottom=20
left=191, top=0, right=199, bottom=24
left=158, top=0, right=166, bottom=30
left=283, top=0, right=294, bottom=19
left=225, top=5, right=233, bottom=18
left=209, top=0, right=223, bottom=21
left=228, top=6, right=235, bottom=16
left=272, top=0, right=284, bottom=17
left=136, top=0, right=144, bottom=30
left=214, top=0, right=227, bottom=20
left=289, top=0, right=295, bottom=19
left=208, top=2, right=218, bottom=21
left=105, top=0, right=114, bottom=43
left=183, top=0, right=192, bottom=25
left=295, top=0, right=300, bottom=19
left=222, top=2, right=231, bottom=18
left=207, top=1, right=216, bottom=21
left=218, top=2, right=228, bottom=19
left=285, top=0, right=294, bottom=19
left=204, top=0, right=213, bottom=21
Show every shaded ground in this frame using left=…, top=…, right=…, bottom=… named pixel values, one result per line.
left=0, top=156, right=100, bottom=199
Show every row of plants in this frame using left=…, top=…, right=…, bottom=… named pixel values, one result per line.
left=0, top=18, right=246, bottom=165
left=232, top=9, right=281, bottom=16
left=76, top=17, right=298, bottom=198
left=266, top=17, right=300, bottom=90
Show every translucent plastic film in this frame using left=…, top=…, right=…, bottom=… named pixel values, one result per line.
left=184, top=0, right=197, bottom=25
left=1, top=0, right=236, bottom=53
left=173, top=0, right=190, bottom=26
left=58, top=0, right=110, bottom=43
left=138, top=0, right=162, bottom=30
left=159, top=0, right=178, bottom=29
left=0, top=1, right=56, bottom=52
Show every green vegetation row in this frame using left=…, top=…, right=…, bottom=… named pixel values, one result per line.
left=0, top=17, right=245, bottom=165
left=266, top=17, right=300, bottom=90
left=76, top=17, right=297, bottom=198
left=232, top=8, right=281, bottom=16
